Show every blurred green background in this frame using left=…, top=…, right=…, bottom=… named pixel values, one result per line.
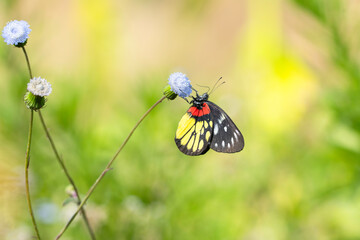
left=1, top=0, right=360, bottom=239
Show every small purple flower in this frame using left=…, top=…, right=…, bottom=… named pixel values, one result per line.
left=2, top=20, right=31, bottom=46
left=168, top=72, right=192, bottom=98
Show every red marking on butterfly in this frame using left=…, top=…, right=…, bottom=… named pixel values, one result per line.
left=187, top=103, right=210, bottom=117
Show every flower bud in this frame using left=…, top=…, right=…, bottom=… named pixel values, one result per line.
left=163, top=85, right=177, bottom=100
left=24, top=91, right=46, bottom=110
left=65, top=185, right=77, bottom=199
left=24, top=77, right=52, bottom=110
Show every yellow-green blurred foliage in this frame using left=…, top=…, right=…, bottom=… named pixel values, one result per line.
left=1, top=0, right=360, bottom=239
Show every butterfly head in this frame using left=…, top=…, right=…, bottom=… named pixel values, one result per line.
left=190, top=92, right=209, bottom=107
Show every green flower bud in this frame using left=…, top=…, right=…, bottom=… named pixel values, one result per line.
left=24, top=91, right=46, bottom=110
left=163, top=85, right=177, bottom=100
left=65, top=185, right=77, bottom=198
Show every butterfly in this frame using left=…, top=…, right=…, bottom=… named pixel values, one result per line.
left=175, top=91, right=244, bottom=156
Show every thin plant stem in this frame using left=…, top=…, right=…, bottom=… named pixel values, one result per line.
left=55, top=95, right=167, bottom=240
left=21, top=46, right=33, bottom=79
left=25, top=110, right=41, bottom=239
left=21, top=46, right=96, bottom=239
left=38, top=110, right=96, bottom=240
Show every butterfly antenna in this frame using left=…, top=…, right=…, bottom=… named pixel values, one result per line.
left=209, top=77, right=225, bottom=95
left=195, top=84, right=210, bottom=93
left=191, top=87, right=200, bottom=97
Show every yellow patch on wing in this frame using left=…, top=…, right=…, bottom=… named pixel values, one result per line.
left=205, top=131, right=211, bottom=141
left=198, top=140, right=204, bottom=150
left=180, top=125, right=194, bottom=145
left=192, top=132, right=201, bottom=152
left=189, top=121, right=205, bottom=152
left=187, top=135, right=195, bottom=150
left=176, top=113, right=195, bottom=138
left=176, top=115, right=213, bottom=153
left=195, top=121, right=204, bottom=132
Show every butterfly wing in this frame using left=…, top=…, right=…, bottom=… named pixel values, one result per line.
left=207, top=101, right=244, bottom=153
left=175, top=103, right=214, bottom=156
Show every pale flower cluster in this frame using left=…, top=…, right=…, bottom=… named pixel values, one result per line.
left=2, top=20, right=31, bottom=45
left=168, top=72, right=192, bottom=98
left=27, top=77, right=52, bottom=97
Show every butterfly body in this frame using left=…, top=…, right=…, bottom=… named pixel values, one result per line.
left=175, top=93, right=244, bottom=156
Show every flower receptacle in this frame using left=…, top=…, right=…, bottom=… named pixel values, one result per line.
left=163, top=85, right=178, bottom=100
left=24, top=91, right=46, bottom=110
left=15, top=40, right=27, bottom=48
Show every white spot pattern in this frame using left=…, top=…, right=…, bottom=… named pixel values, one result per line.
left=227, top=143, right=230, bottom=148
left=214, top=124, right=219, bottom=135
left=231, top=137, right=234, bottom=145
left=222, top=141, right=225, bottom=148
left=234, top=133, right=238, bottom=141
left=224, top=126, right=227, bottom=132
left=218, top=114, right=226, bottom=124
left=215, top=143, right=218, bottom=148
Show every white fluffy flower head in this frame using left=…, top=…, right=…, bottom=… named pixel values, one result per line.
left=27, top=77, right=52, bottom=97
left=168, top=72, right=192, bottom=98
left=2, top=20, right=31, bottom=45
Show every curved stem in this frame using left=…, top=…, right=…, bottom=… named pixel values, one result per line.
left=21, top=46, right=33, bottom=79
left=21, top=46, right=96, bottom=239
left=38, top=110, right=96, bottom=240
left=55, top=95, right=167, bottom=240
left=25, top=110, right=41, bottom=239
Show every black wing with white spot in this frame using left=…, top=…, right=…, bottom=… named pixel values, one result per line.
left=207, top=101, right=244, bottom=153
